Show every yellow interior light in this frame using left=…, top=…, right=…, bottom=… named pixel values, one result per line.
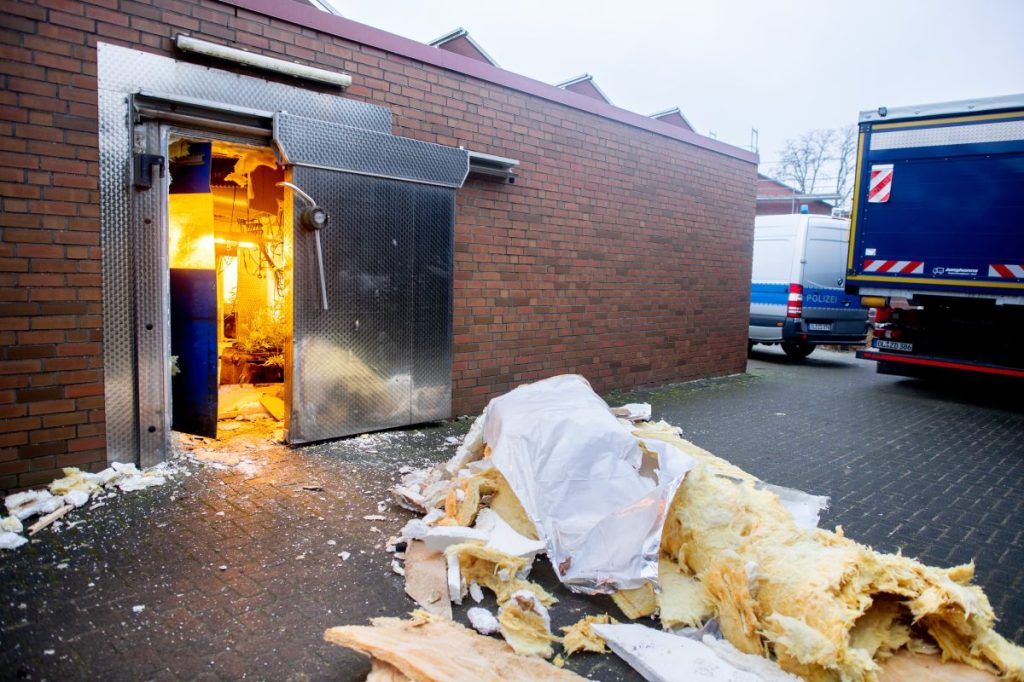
left=168, top=193, right=215, bottom=269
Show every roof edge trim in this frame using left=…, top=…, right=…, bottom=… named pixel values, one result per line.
left=221, top=0, right=758, bottom=164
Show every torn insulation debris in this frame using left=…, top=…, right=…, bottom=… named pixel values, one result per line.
left=319, top=374, right=1023, bottom=682
left=497, top=589, right=559, bottom=658
left=324, top=610, right=584, bottom=681
left=561, top=614, right=618, bottom=656
left=1, top=462, right=181, bottom=550
left=402, top=541, right=451, bottom=620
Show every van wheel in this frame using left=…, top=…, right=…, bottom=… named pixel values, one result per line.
left=781, top=341, right=815, bottom=358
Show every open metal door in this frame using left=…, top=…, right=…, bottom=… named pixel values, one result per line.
left=273, top=113, right=468, bottom=443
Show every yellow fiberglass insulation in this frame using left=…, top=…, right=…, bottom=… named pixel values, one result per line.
left=498, top=591, right=560, bottom=659
left=439, top=467, right=539, bottom=540
left=444, top=542, right=557, bottom=607
left=561, top=614, right=618, bottom=656
left=633, top=423, right=1024, bottom=682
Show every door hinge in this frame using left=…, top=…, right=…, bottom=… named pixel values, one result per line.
left=133, top=153, right=165, bottom=190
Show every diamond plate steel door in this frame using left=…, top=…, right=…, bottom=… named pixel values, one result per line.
left=288, top=169, right=457, bottom=442
left=277, top=114, right=466, bottom=443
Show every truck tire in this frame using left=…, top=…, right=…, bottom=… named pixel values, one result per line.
left=781, top=341, right=815, bottom=358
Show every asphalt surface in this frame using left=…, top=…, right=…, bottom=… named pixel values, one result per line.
left=1, top=347, right=1022, bottom=681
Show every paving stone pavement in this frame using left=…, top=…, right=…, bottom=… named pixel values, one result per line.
left=1, top=348, right=1022, bottom=681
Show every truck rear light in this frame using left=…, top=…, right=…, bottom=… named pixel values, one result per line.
left=873, top=307, right=893, bottom=324
left=787, top=283, right=803, bottom=318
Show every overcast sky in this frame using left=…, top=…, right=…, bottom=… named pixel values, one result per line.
left=325, top=0, right=1024, bottom=182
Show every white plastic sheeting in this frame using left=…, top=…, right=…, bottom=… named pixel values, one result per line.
left=482, top=375, right=694, bottom=594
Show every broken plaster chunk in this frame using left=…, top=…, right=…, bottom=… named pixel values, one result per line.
left=592, top=623, right=764, bottom=682
left=49, top=467, right=102, bottom=497
left=117, top=472, right=166, bottom=492
left=62, top=489, right=91, bottom=508
left=422, top=509, right=445, bottom=526
left=497, top=589, right=559, bottom=659
left=0, top=516, right=24, bottom=533
left=399, top=518, right=429, bottom=542
left=444, top=409, right=488, bottom=477
left=475, top=508, right=545, bottom=564
left=391, top=560, right=405, bottom=577
left=421, top=525, right=488, bottom=553
left=132, top=605, right=145, bottom=614
left=469, top=581, right=484, bottom=604
left=0, top=531, right=28, bottom=550
left=701, top=635, right=802, bottom=682
left=446, top=552, right=464, bottom=605
left=5, top=490, right=62, bottom=520
left=467, top=606, right=500, bottom=635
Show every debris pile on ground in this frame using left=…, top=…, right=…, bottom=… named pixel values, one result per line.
left=324, top=374, right=1023, bottom=682
left=1, top=462, right=180, bottom=551
left=324, top=610, right=584, bottom=680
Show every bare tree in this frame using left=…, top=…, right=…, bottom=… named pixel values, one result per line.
left=832, top=125, right=858, bottom=206
left=774, top=126, right=858, bottom=207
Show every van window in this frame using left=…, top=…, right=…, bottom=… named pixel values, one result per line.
left=804, top=223, right=849, bottom=288
left=751, top=237, right=793, bottom=281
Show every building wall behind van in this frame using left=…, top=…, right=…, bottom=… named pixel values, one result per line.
left=0, top=0, right=756, bottom=489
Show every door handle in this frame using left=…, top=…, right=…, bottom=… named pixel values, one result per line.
left=276, top=182, right=329, bottom=311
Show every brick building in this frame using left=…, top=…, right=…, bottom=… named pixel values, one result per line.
left=0, top=0, right=757, bottom=490
left=756, top=174, right=835, bottom=216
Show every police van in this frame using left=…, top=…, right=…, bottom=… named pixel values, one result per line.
left=749, top=213, right=868, bottom=357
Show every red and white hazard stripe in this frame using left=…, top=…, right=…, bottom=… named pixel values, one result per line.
left=868, top=164, right=893, bottom=203
left=988, top=264, right=1024, bottom=278
left=863, top=259, right=924, bottom=274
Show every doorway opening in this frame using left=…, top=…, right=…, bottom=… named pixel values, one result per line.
left=166, top=135, right=292, bottom=443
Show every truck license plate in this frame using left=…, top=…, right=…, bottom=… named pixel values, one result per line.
left=874, top=339, right=913, bottom=352
left=808, top=323, right=833, bottom=331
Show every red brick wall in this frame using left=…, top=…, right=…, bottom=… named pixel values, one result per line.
left=757, top=201, right=833, bottom=216
left=756, top=176, right=833, bottom=216
left=0, top=0, right=106, bottom=490
left=0, top=0, right=755, bottom=489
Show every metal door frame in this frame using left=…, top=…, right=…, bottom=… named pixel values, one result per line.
left=131, top=121, right=276, bottom=465
left=100, top=43, right=463, bottom=464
